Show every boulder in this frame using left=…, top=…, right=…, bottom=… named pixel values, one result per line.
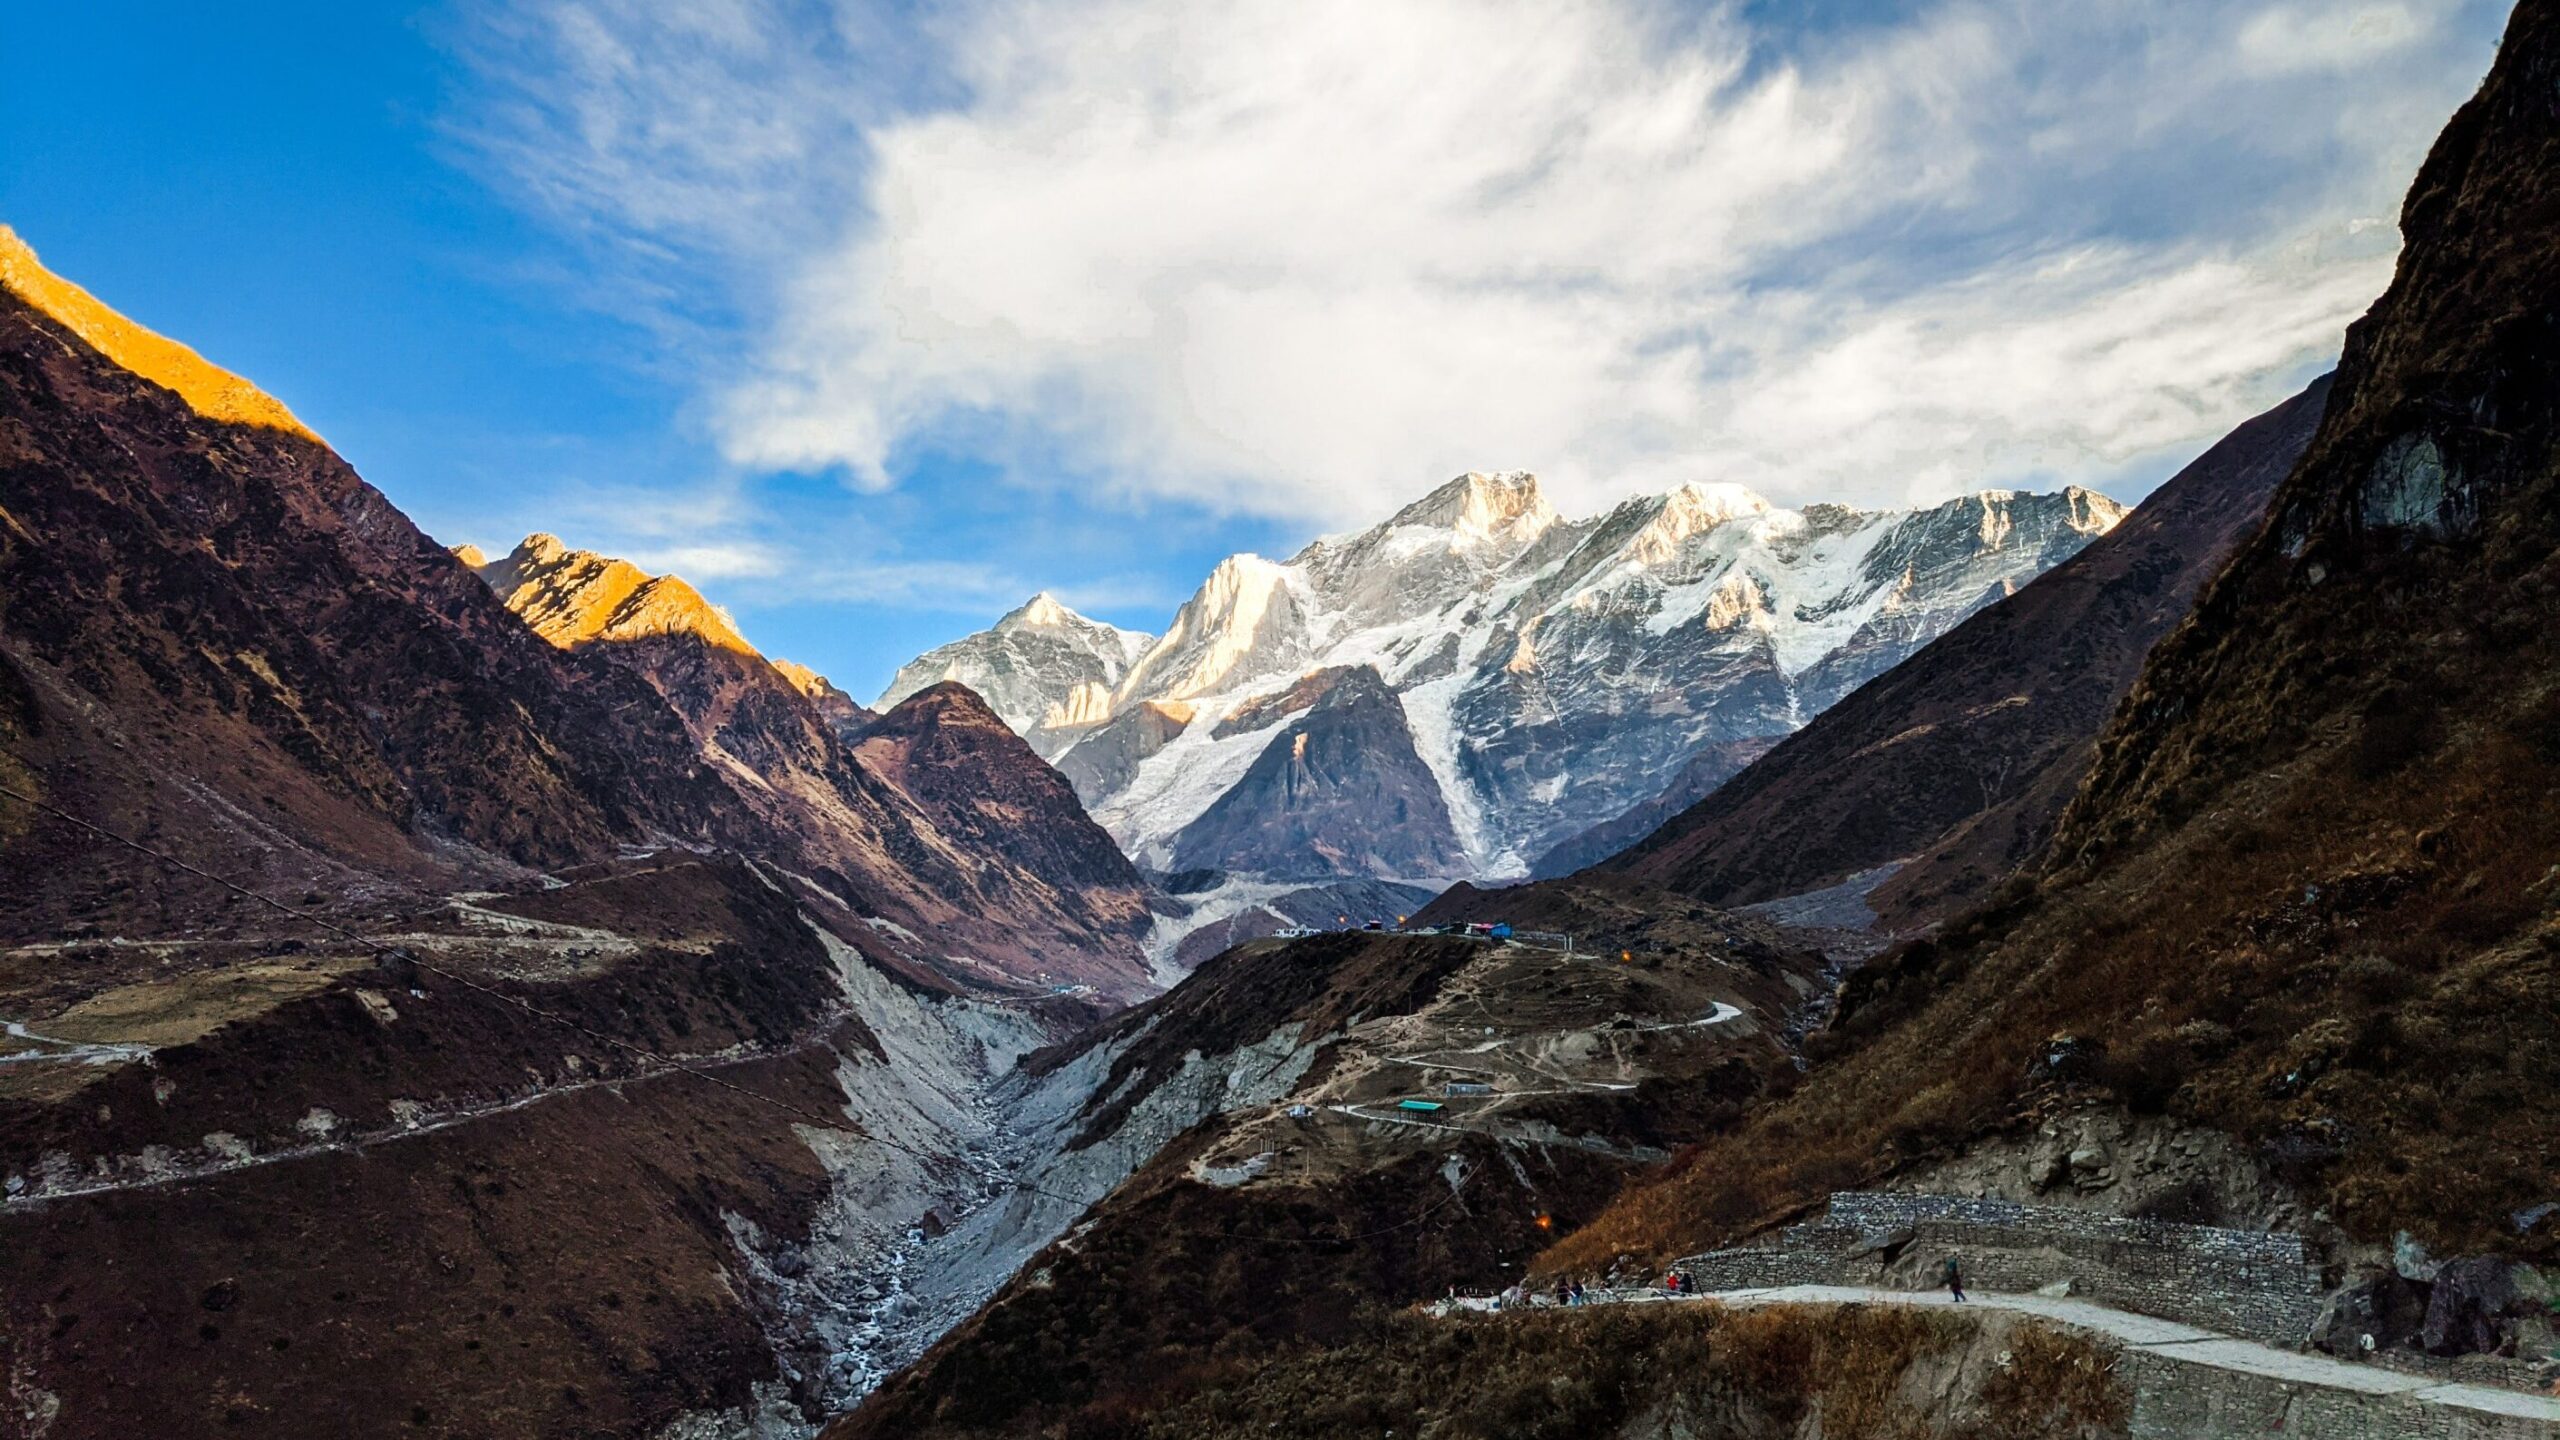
left=2421, top=1257, right=2539, bottom=1357
left=2311, top=1270, right=2428, bottom=1357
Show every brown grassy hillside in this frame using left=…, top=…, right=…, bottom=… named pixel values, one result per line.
left=1140, top=1303, right=2126, bottom=1440
left=1547, top=0, right=2560, bottom=1271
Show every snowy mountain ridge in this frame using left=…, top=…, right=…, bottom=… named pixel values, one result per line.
left=880, top=591, right=1156, bottom=748
left=885, top=470, right=2125, bottom=884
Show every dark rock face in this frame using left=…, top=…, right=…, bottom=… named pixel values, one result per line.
left=2420, top=1258, right=2534, bottom=1357
left=0, top=296, right=728, bottom=926
left=1167, top=666, right=1464, bottom=879
left=1054, top=699, right=1193, bottom=805
left=848, top=682, right=1153, bottom=993
left=1550, top=2, right=2560, bottom=1269
left=1528, top=736, right=1780, bottom=878
left=1606, top=376, right=2329, bottom=925
left=2311, top=1270, right=2431, bottom=1356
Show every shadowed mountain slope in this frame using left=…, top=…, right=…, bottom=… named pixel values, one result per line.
left=1548, top=0, right=2560, bottom=1270
left=1600, top=376, right=2332, bottom=928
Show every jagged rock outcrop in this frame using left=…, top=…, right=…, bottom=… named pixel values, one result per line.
left=474, top=532, right=758, bottom=652
left=1592, top=376, right=2331, bottom=923
left=468, top=532, right=870, bottom=725
left=903, top=471, right=2123, bottom=881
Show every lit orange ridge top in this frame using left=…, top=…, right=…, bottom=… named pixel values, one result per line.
left=0, top=223, right=319, bottom=442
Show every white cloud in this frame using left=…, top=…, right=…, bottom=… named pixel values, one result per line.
left=2238, top=2, right=2436, bottom=75
left=637, top=542, right=785, bottom=581
left=452, top=0, right=2503, bottom=528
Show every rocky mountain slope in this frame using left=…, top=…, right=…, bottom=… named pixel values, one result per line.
left=0, top=854, right=1076, bottom=1438
left=1164, top=664, right=1465, bottom=880
left=1548, top=0, right=2560, bottom=1293
left=828, top=897, right=1835, bottom=1438
left=878, top=592, right=1153, bottom=754
left=466, top=532, right=865, bottom=726
left=1587, top=375, right=2332, bottom=925
left=460, top=534, right=1153, bottom=1000
left=892, top=473, right=2123, bottom=887
left=1525, top=735, right=1781, bottom=879
left=0, top=232, right=1163, bottom=1436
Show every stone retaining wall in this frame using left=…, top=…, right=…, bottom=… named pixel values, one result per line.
left=1680, top=1191, right=2330, bottom=1343
left=2122, top=1342, right=2557, bottom=1439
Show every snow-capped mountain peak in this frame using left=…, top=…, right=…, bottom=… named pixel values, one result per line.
left=1619, top=481, right=1780, bottom=567
left=1112, top=553, right=1305, bottom=707
left=1002, top=590, right=1122, bottom=638
left=1382, top=470, right=1558, bottom=546
left=876, top=592, right=1157, bottom=756
left=891, top=472, right=2125, bottom=883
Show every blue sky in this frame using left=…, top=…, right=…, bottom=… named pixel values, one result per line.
left=0, top=1, right=2509, bottom=696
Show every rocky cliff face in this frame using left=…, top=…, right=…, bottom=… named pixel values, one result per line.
left=1165, top=665, right=1465, bottom=879
left=1591, top=376, right=2331, bottom=922
left=1527, top=735, right=1781, bottom=879
left=896, top=472, right=2123, bottom=883
left=1549, top=0, right=2560, bottom=1281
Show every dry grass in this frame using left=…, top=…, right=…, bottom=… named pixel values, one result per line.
left=1978, top=1320, right=2132, bottom=1439
left=1134, top=1303, right=2126, bottom=1440
left=0, top=225, right=315, bottom=439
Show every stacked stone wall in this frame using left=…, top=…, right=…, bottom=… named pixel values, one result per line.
left=1679, top=1191, right=2329, bottom=1342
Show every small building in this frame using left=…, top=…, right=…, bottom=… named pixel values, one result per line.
left=1396, top=1099, right=1444, bottom=1113
left=1444, top=1081, right=1492, bottom=1097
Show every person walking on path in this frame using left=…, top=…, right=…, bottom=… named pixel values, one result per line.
left=1940, top=1256, right=1966, bottom=1303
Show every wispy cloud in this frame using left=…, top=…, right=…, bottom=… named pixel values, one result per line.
left=446, top=0, right=2503, bottom=533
